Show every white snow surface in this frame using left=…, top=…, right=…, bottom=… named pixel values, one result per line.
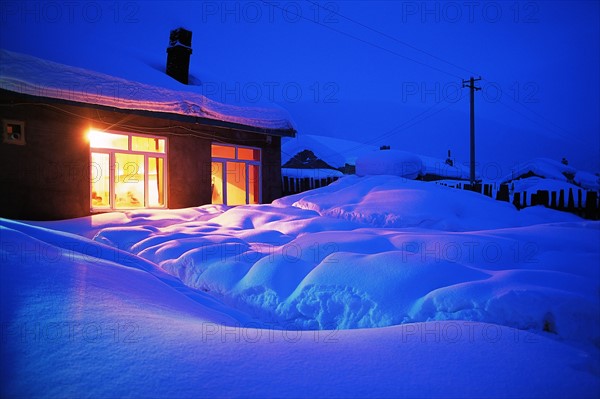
left=0, top=49, right=294, bottom=131
left=2, top=176, right=599, bottom=398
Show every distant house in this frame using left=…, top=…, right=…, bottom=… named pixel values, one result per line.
left=0, top=29, right=295, bottom=220
left=498, top=158, right=599, bottom=211
left=283, top=136, right=472, bottom=182
left=281, top=149, right=343, bottom=195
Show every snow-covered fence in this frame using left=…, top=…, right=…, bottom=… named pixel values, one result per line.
left=436, top=180, right=600, bottom=220
left=281, top=168, right=343, bottom=196
left=282, top=175, right=340, bottom=196
left=511, top=187, right=599, bottom=220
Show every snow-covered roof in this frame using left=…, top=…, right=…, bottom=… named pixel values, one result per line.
left=282, top=134, right=378, bottom=167
left=501, top=158, right=576, bottom=183
left=419, top=154, right=472, bottom=180
left=574, top=170, right=600, bottom=191
left=0, top=49, right=295, bottom=133
left=284, top=134, right=473, bottom=180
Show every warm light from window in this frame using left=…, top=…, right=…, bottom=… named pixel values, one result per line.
left=88, top=129, right=128, bottom=150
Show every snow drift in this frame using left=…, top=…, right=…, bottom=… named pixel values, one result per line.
left=2, top=174, right=599, bottom=398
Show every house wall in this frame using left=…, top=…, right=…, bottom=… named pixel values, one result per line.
left=0, top=91, right=286, bottom=220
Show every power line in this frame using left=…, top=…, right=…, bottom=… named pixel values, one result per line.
left=494, top=97, right=593, bottom=147
left=260, top=0, right=464, bottom=79
left=304, top=0, right=478, bottom=77
left=480, top=77, right=592, bottom=146
left=334, top=97, right=462, bottom=155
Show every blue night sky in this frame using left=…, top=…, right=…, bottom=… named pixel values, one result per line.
left=1, top=0, right=598, bottom=175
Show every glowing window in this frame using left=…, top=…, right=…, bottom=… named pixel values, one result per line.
left=132, top=136, right=166, bottom=153
left=89, top=130, right=128, bottom=150
left=211, top=144, right=236, bottom=159
left=89, top=129, right=167, bottom=211
left=211, top=143, right=261, bottom=205
left=238, top=147, right=261, bottom=161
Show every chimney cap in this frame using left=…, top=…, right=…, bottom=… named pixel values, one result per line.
left=169, top=27, right=193, bottom=50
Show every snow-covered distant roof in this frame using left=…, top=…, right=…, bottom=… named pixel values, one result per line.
left=282, top=134, right=378, bottom=167
left=0, top=49, right=295, bottom=133
left=501, top=158, right=576, bottom=183
left=419, top=154, right=472, bottom=180
left=500, top=158, right=600, bottom=191
left=574, top=170, right=600, bottom=191
left=283, top=134, right=473, bottom=179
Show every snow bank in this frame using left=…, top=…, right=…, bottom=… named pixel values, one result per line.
left=355, top=149, right=423, bottom=179
left=53, top=176, right=597, bottom=355
left=2, top=217, right=599, bottom=398
left=275, top=175, right=581, bottom=230
left=0, top=49, right=294, bottom=131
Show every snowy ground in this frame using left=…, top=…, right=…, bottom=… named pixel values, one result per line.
left=1, top=176, right=599, bottom=398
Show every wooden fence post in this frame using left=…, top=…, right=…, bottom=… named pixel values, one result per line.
left=496, top=184, right=509, bottom=202
left=513, top=192, right=521, bottom=209
left=558, top=190, right=565, bottom=209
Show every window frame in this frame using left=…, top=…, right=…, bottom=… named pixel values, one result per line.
left=89, top=129, right=168, bottom=211
left=211, top=143, right=262, bottom=205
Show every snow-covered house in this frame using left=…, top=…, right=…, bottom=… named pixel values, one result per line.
left=0, top=30, right=295, bottom=220
left=283, top=135, right=473, bottom=181
left=499, top=158, right=600, bottom=217
left=280, top=149, right=343, bottom=195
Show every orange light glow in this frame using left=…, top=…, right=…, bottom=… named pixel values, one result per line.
left=88, top=129, right=128, bottom=150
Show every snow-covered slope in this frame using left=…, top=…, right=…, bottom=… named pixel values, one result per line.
left=0, top=49, right=294, bottom=131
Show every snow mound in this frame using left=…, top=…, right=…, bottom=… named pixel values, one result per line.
left=274, top=175, right=581, bottom=231
left=74, top=176, right=599, bottom=351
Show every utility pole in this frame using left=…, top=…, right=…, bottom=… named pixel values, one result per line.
left=462, top=76, right=481, bottom=188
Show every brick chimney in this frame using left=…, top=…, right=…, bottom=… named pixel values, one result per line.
left=166, top=27, right=192, bottom=85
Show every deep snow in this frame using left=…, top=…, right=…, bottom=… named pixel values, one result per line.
left=1, top=176, right=599, bottom=398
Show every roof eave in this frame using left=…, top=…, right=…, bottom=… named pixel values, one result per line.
left=0, top=88, right=297, bottom=138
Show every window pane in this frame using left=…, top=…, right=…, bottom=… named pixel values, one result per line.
left=132, top=136, right=165, bottom=153
left=211, top=144, right=235, bottom=159
left=238, top=147, right=260, bottom=161
left=248, top=164, right=260, bottom=204
left=115, top=153, right=144, bottom=208
left=226, top=161, right=246, bottom=205
left=89, top=130, right=128, bottom=150
left=211, top=162, right=224, bottom=204
left=91, top=152, right=110, bottom=208
left=148, top=157, right=165, bottom=207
